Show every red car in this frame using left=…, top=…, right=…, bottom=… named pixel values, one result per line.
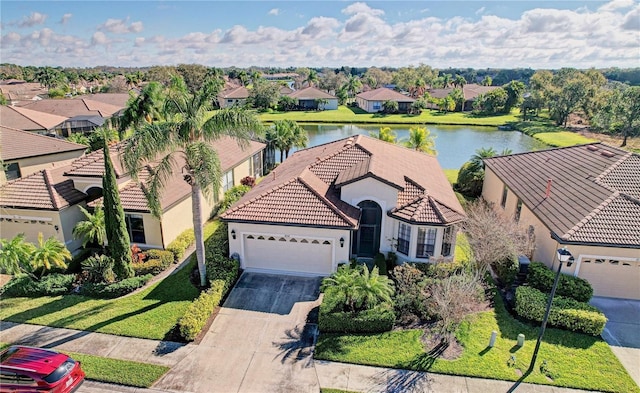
left=0, top=345, right=85, bottom=393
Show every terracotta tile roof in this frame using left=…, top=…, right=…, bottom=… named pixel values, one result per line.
left=0, top=105, right=67, bottom=131
left=484, top=143, right=640, bottom=247
left=20, top=98, right=122, bottom=118
left=287, top=87, right=336, bottom=100
left=0, top=126, right=86, bottom=161
left=214, top=137, right=266, bottom=171
left=222, top=135, right=465, bottom=227
left=356, top=87, right=415, bottom=102
left=219, top=86, right=249, bottom=99
left=65, top=142, right=127, bottom=178
left=0, top=166, right=86, bottom=210
left=390, top=197, right=466, bottom=224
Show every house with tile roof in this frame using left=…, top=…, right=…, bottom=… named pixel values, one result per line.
left=221, top=135, right=465, bottom=275
left=0, top=126, right=86, bottom=185
left=0, top=136, right=266, bottom=253
left=0, top=105, right=68, bottom=134
left=218, top=86, right=250, bottom=109
left=356, top=87, right=416, bottom=113
left=287, top=87, right=338, bottom=110
left=482, top=143, right=640, bottom=299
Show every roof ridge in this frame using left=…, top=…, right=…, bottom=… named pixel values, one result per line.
left=594, top=151, right=633, bottom=190
left=426, top=196, right=446, bottom=223
left=297, top=173, right=356, bottom=227
left=222, top=178, right=298, bottom=215
left=42, top=169, right=61, bottom=209
left=562, top=191, right=620, bottom=240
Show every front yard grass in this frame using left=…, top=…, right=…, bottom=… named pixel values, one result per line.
left=259, top=106, right=518, bottom=127
left=533, top=131, right=597, bottom=147
left=0, top=259, right=200, bottom=340
left=315, top=292, right=639, bottom=393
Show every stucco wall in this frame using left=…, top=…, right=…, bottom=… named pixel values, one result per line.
left=320, top=99, right=339, bottom=110
left=161, top=196, right=195, bottom=247
left=356, top=98, right=381, bottom=113
left=227, top=222, right=351, bottom=272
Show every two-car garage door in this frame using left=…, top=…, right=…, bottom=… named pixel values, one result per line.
left=242, top=234, right=333, bottom=275
left=577, top=256, right=640, bottom=300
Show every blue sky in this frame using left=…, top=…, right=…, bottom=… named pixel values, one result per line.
left=1, top=1, right=638, bottom=68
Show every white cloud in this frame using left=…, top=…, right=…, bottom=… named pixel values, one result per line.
left=19, top=12, right=47, bottom=28
left=598, top=0, right=635, bottom=12
left=268, top=8, right=279, bottom=16
left=475, top=7, right=486, bottom=15
left=342, top=2, right=384, bottom=16
left=60, top=13, right=72, bottom=25
left=622, top=5, right=640, bottom=30
left=98, top=18, right=144, bottom=34
left=91, top=31, right=110, bottom=45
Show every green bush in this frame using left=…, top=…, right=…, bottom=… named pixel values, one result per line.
left=319, top=288, right=395, bottom=333
left=374, top=253, right=387, bottom=276
left=80, top=274, right=153, bottom=299
left=390, top=264, right=431, bottom=320
left=65, top=248, right=97, bottom=273
left=81, top=255, right=115, bottom=284
left=0, top=273, right=76, bottom=297
left=145, top=249, right=174, bottom=266
left=514, top=286, right=606, bottom=336
left=408, top=259, right=468, bottom=279
left=132, top=249, right=174, bottom=276
left=528, top=262, right=594, bottom=302
left=216, top=185, right=252, bottom=215
left=166, top=230, right=195, bottom=260
left=493, top=254, right=519, bottom=286
left=177, top=279, right=225, bottom=341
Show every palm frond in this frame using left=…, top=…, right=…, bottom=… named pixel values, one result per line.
left=202, top=108, right=263, bottom=145
left=142, top=154, right=177, bottom=218
left=184, top=142, right=221, bottom=197
left=122, top=122, right=176, bottom=180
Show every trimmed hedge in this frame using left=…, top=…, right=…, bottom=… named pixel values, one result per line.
left=528, top=262, right=594, bottom=302
left=80, top=274, right=153, bottom=299
left=166, top=229, right=195, bottom=261
left=514, top=286, right=606, bottom=336
left=178, top=279, right=226, bottom=341
left=1, top=273, right=75, bottom=297
left=319, top=288, right=395, bottom=333
left=132, top=249, right=174, bottom=276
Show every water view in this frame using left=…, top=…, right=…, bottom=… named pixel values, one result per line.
left=296, top=124, right=549, bottom=169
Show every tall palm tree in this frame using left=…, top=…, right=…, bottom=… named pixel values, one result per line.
left=118, top=82, right=165, bottom=137
left=305, top=69, right=319, bottom=87
left=267, top=120, right=308, bottom=162
left=453, top=75, right=467, bottom=89
left=123, top=75, right=262, bottom=286
left=0, top=234, right=35, bottom=276
left=345, top=76, right=363, bottom=101
left=370, top=126, right=397, bottom=143
left=73, top=204, right=107, bottom=249
left=441, top=73, right=452, bottom=89
left=31, top=233, right=72, bottom=275
left=405, top=126, right=437, bottom=155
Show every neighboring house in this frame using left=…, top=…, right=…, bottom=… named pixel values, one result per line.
left=0, top=126, right=86, bottom=185
left=287, top=87, right=338, bottom=110
left=0, top=136, right=266, bottom=253
left=218, top=86, right=249, bottom=108
left=356, top=87, right=416, bottom=113
left=0, top=105, right=67, bottom=134
left=482, top=143, right=640, bottom=300
left=0, top=81, right=47, bottom=105
left=428, top=84, right=500, bottom=111
left=60, top=115, right=106, bottom=135
left=221, top=135, right=465, bottom=276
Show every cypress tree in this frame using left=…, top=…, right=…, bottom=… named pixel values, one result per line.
left=102, top=140, right=134, bottom=279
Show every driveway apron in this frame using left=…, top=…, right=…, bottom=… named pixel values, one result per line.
left=155, top=272, right=322, bottom=393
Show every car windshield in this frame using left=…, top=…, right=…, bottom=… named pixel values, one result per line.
left=43, top=359, right=75, bottom=383
left=0, top=347, right=19, bottom=363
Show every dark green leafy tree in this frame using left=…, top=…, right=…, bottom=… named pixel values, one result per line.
left=123, top=75, right=262, bottom=286
left=456, top=147, right=511, bottom=197
left=382, top=100, right=399, bottom=114
left=592, top=85, right=640, bottom=147
left=266, top=119, right=308, bottom=162
left=102, top=139, right=134, bottom=280
left=502, top=81, right=525, bottom=113
left=248, top=80, right=280, bottom=110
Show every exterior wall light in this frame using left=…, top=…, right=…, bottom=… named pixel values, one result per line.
left=339, top=237, right=345, bottom=248
left=231, top=229, right=236, bottom=240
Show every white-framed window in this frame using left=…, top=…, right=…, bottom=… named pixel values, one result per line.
left=251, top=152, right=263, bottom=178
left=441, top=226, right=454, bottom=257
left=373, top=102, right=381, bottom=110
left=397, top=222, right=411, bottom=255
left=223, top=170, right=234, bottom=192
left=416, top=227, right=437, bottom=259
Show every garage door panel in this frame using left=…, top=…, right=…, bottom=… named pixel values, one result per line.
left=578, top=257, right=640, bottom=300
left=243, top=235, right=332, bottom=275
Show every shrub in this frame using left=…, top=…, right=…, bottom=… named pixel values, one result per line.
left=391, top=264, right=430, bottom=320
left=0, top=273, right=75, bottom=297
left=166, top=229, right=195, bottom=260
left=81, top=255, right=115, bottom=284
left=319, top=288, right=395, bottom=333
left=514, top=286, right=606, bottom=336
left=408, top=259, right=468, bottom=279
left=65, top=248, right=96, bottom=273
left=374, top=253, right=387, bottom=276
left=321, top=265, right=394, bottom=313
left=80, top=274, right=152, bottom=298
left=145, top=249, right=174, bottom=267
left=216, top=185, right=252, bottom=215
left=527, top=262, right=594, bottom=302
left=132, top=259, right=165, bottom=276
left=240, top=176, right=256, bottom=187
left=177, top=279, right=226, bottom=341
left=493, top=254, right=519, bottom=286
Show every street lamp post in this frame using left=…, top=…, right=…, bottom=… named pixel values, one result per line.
left=528, top=247, right=574, bottom=372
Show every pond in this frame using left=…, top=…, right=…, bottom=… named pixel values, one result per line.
left=291, top=124, right=548, bottom=169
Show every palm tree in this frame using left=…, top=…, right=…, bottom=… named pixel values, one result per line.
left=441, top=73, right=452, bottom=89
left=482, top=76, right=493, bottom=86
left=118, top=82, right=165, bottom=137
left=0, top=234, right=35, bottom=276
left=354, top=266, right=394, bottom=310
left=321, top=265, right=360, bottom=312
left=453, top=75, right=467, bottom=89
left=345, top=76, right=363, bottom=101
left=31, top=233, right=72, bottom=275
left=123, top=75, right=262, bottom=286
left=73, top=204, right=106, bottom=249
left=305, top=69, right=319, bottom=87
left=370, top=126, right=396, bottom=143
left=267, top=120, right=308, bottom=161
left=405, top=126, right=437, bottom=155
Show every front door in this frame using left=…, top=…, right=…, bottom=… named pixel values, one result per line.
left=352, top=200, right=382, bottom=257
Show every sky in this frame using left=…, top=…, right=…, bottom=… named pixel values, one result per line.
left=1, top=1, right=639, bottom=69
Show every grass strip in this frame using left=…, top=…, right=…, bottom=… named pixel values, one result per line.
left=533, top=131, right=597, bottom=147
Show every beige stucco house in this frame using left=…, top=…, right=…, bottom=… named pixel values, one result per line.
left=218, top=86, right=249, bottom=108
left=287, top=87, right=338, bottom=110
left=1, top=136, right=266, bottom=253
left=356, top=87, right=416, bottom=113
left=482, top=143, right=640, bottom=300
left=0, top=126, right=87, bottom=185
left=221, top=135, right=465, bottom=276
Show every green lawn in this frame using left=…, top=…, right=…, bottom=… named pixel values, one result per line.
left=259, top=106, right=518, bottom=127
left=533, top=131, right=597, bottom=147
left=442, top=169, right=459, bottom=185
left=0, top=343, right=168, bottom=388
left=0, top=259, right=200, bottom=340
left=315, top=291, right=639, bottom=393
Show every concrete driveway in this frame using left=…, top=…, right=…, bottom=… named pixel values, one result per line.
left=155, top=272, right=322, bottom=393
left=590, top=297, right=640, bottom=387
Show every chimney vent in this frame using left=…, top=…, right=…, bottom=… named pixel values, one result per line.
left=545, top=178, right=552, bottom=198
